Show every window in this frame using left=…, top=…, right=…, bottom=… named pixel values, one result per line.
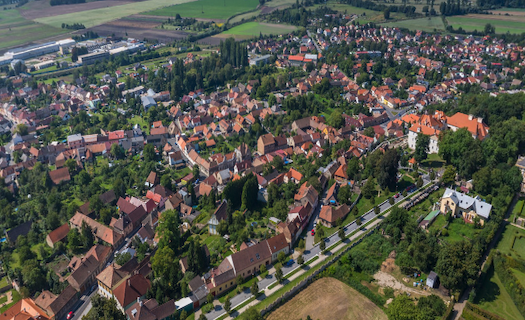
left=220, top=288, right=222, bottom=291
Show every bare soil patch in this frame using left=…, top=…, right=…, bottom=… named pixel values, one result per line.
left=20, top=0, right=137, bottom=20
left=79, top=21, right=188, bottom=42
left=374, top=271, right=431, bottom=297
left=260, top=5, right=278, bottom=14
left=267, top=277, right=387, bottom=320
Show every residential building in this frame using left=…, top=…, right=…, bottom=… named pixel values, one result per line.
left=208, top=200, right=228, bottom=235
left=440, top=188, right=492, bottom=225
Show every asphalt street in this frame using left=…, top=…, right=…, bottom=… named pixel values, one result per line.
left=206, top=175, right=430, bottom=319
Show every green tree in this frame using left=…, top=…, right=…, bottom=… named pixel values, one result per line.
left=143, top=143, right=155, bottom=162
left=328, top=109, right=345, bottom=129
left=435, top=240, right=479, bottom=292
left=224, top=296, right=232, bottom=313
left=275, top=266, right=283, bottom=283
left=297, top=255, right=304, bottom=265
left=383, top=7, right=391, bottom=19
left=84, top=295, right=126, bottom=320
left=441, top=165, right=456, bottom=185
left=363, top=127, right=375, bottom=137
left=14, top=123, right=28, bottom=136
left=414, top=133, right=430, bottom=163
left=65, top=158, right=77, bottom=174
left=115, top=252, right=132, bottom=265
left=416, top=177, right=423, bottom=188
left=362, top=178, right=376, bottom=199
left=377, top=148, right=400, bottom=191
left=251, top=280, right=259, bottom=295
left=320, top=239, right=326, bottom=251
left=161, top=174, right=172, bottom=191
left=207, top=293, right=213, bottom=305
left=238, top=307, right=263, bottom=320
left=338, top=228, right=346, bottom=241
left=110, top=143, right=125, bottom=159
left=346, top=157, right=360, bottom=180
left=439, top=128, right=483, bottom=178
left=241, top=174, right=258, bottom=211
left=386, top=295, right=419, bottom=320
left=236, top=275, right=244, bottom=286
left=81, top=221, right=94, bottom=249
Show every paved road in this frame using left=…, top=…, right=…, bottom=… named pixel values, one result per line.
left=306, top=30, right=323, bottom=53
left=206, top=175, right=430, bottom=320
left=69, top=226, right=141, bottom=320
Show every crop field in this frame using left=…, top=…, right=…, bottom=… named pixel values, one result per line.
left=0, top=9, right=66, bottom=51
left=146, top=0, right=259, bottom=21
left=447, top=14, right=525, bottom=34
left=267, top=277, right=387, bottom=320
left=220, top=21, right=297, bottom=39
left=19, top=0, right=134, bottom=20
left=34, top=0, right=194, bottom=28
left=383, top=16, right=446, bottom=32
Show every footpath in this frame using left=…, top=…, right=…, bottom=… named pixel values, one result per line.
left=220, top=210, right=391, bottom=320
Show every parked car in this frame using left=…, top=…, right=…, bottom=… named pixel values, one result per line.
left=67, top=312, right=74, bottom=320
left=394, top=193, right=400, bottom=198
left=285, top=259, right=294, bottom=267
left=311, top=229, right=315, bottom=236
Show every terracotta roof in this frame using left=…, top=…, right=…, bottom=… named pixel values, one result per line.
left=117, top=197, right=138, bottom=215
left=96, top=264, right=127, bottom=289
left=49, top=167, right=70, bottom=185
left=229, top=239, right=271, bottom=272
left=69, top=213, right=122, bottom=246
left=47, top=224, right=70, bottom=246
left=211, top=200, right=228, bottom=223
left=0, top=298, right=51, bottom=320
left=446, top=112, right=489, bottom=140
left=113, top=274, right=151, bottom=309
left=266, top=234, right=288, bottom=254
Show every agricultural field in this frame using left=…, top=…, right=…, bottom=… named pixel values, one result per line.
left=383, top=16, right=446, bottom=32
left=33, top=0, right=194, bottom=28
left=219, top=21, right=298, bottom=39
left=446, top=14, right=525, bottom=34
left=0, top=8, right=66, bottom=51
left=267, top=277, right=388, bottom=320
left=475, top=267, right=524, bottom=320
left=146, top=0, right=259, bottom=21
left=496, top=224, right=525, bottom=259
left=19, top=0, right=134, bottom=20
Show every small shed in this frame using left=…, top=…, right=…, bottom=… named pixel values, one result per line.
left=427, top=271, right=438, bottom=288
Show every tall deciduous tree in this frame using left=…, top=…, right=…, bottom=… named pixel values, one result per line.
left=377, top=148, right=400, bottom=191
left=414, top=133, right=430, bottom=163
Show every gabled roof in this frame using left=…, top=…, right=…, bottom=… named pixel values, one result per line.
left=96, top=264, right=128, bottom=289
left=47, top=223, right=70, bottom=245
left=113, top=274, right=151, bottom=309
left=211, top=199, right=228, bottom=223
left=49, top=167, right=70, bottom=185
left=266, top=234, right=288, bottom=254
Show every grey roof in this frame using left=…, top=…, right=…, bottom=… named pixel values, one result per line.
left=428, top=271, right=438, bottom=280
left=141, top=96, right=156, bottom=107
left=442, top=188, right=492, bottom=219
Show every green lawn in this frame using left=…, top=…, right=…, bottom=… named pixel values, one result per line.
left=497, top=224, right=525, bottom=257
left=512, top=268, right=525, bottom=287
left=222, top=22, right=298, bottom=37
left=383, top=16, right=446, bottom=32
left=447, top=15, right=525, bottom=34
left=0, top=290, right=21, bottom=314
left=475, top=267, right=524, bottom=320
left=0, top=9, right=67, bottom=50
left=129, top=116, right=150, bottom=135
left=0, top=277, right=8, bottom=288
left=35, top=0, right=194, bottom=28
left=146, top=0, right=259, bottom=20
left=441, top=218, right=479, bottom=243
left=428, top=214, right=447, bottom=233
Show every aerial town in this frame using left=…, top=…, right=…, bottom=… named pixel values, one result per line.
left=0, top=0, right=524, bottom=320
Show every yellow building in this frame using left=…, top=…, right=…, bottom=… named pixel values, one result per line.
left=440, top=188, right=492, bottom=225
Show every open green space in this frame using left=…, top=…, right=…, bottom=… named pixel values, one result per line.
left=35, top=0, right=194, bottom=28
left=383, top=16, right=446, bottom=32
left=0, top=277, right=8, bottom=288
left=0, top=289, right=21, bottom=314
left=475, top=267, right=524, bottom=320
left=146, top=0, right=259, bottom=20
left=441, top=218, right=479, bottom=243
left=428, top=213, right=447, bottom=233
left=222, top=21, right=298, bottom=37
left=0, top=9, right=66, bottom=50
left=447, top=16, right=525, bottom=34
left=497, top=224, right=525, bottom=257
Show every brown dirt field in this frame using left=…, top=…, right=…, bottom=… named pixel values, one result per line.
left=266, top=277, right=388, bottom=320
left=79, top=22, right=188, bottom=42
left=465, top=13, right=525, bottom=22
left=260, top=5, right=278, bottom=14
left=106, top=18, right=160, bottom=29
left=20, top=0, right=137, bottom=20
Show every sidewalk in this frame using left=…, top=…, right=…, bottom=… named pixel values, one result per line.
left=223, top=215, right=388, bottom=319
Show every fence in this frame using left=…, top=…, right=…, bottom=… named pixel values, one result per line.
left=260, top=223, right=382, bottom=316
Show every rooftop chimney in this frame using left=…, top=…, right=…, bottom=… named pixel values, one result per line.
left=477, top=117, right=483, bottom=123
left=468, top=114, right=474, bottom=121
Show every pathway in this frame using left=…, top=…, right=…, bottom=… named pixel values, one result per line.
left=205, top=176, right=432, bottom=319
left=450, top=193, right=519, bottom=320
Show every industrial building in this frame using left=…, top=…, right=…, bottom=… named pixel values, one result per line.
left=78, top=51, right=110, bottom=65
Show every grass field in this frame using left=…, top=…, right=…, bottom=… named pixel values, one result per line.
left=441, top=218, right=479, bottom=243
left=220, top=21, right=297, bottom=38
left=383, top=16, right=445, bottom=32
left=475, top=267, right=524, bottom=320
left=34, top=0, right=194, bottom=28
left=497, top=224, right=525, bottom=257
left=146, top=0, right=259, bottom=20
left=0, top=9, right=66, bottom=50
left=447, top=15, right=525, bottom=34
left=267, top=277, right=387, bottom=320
